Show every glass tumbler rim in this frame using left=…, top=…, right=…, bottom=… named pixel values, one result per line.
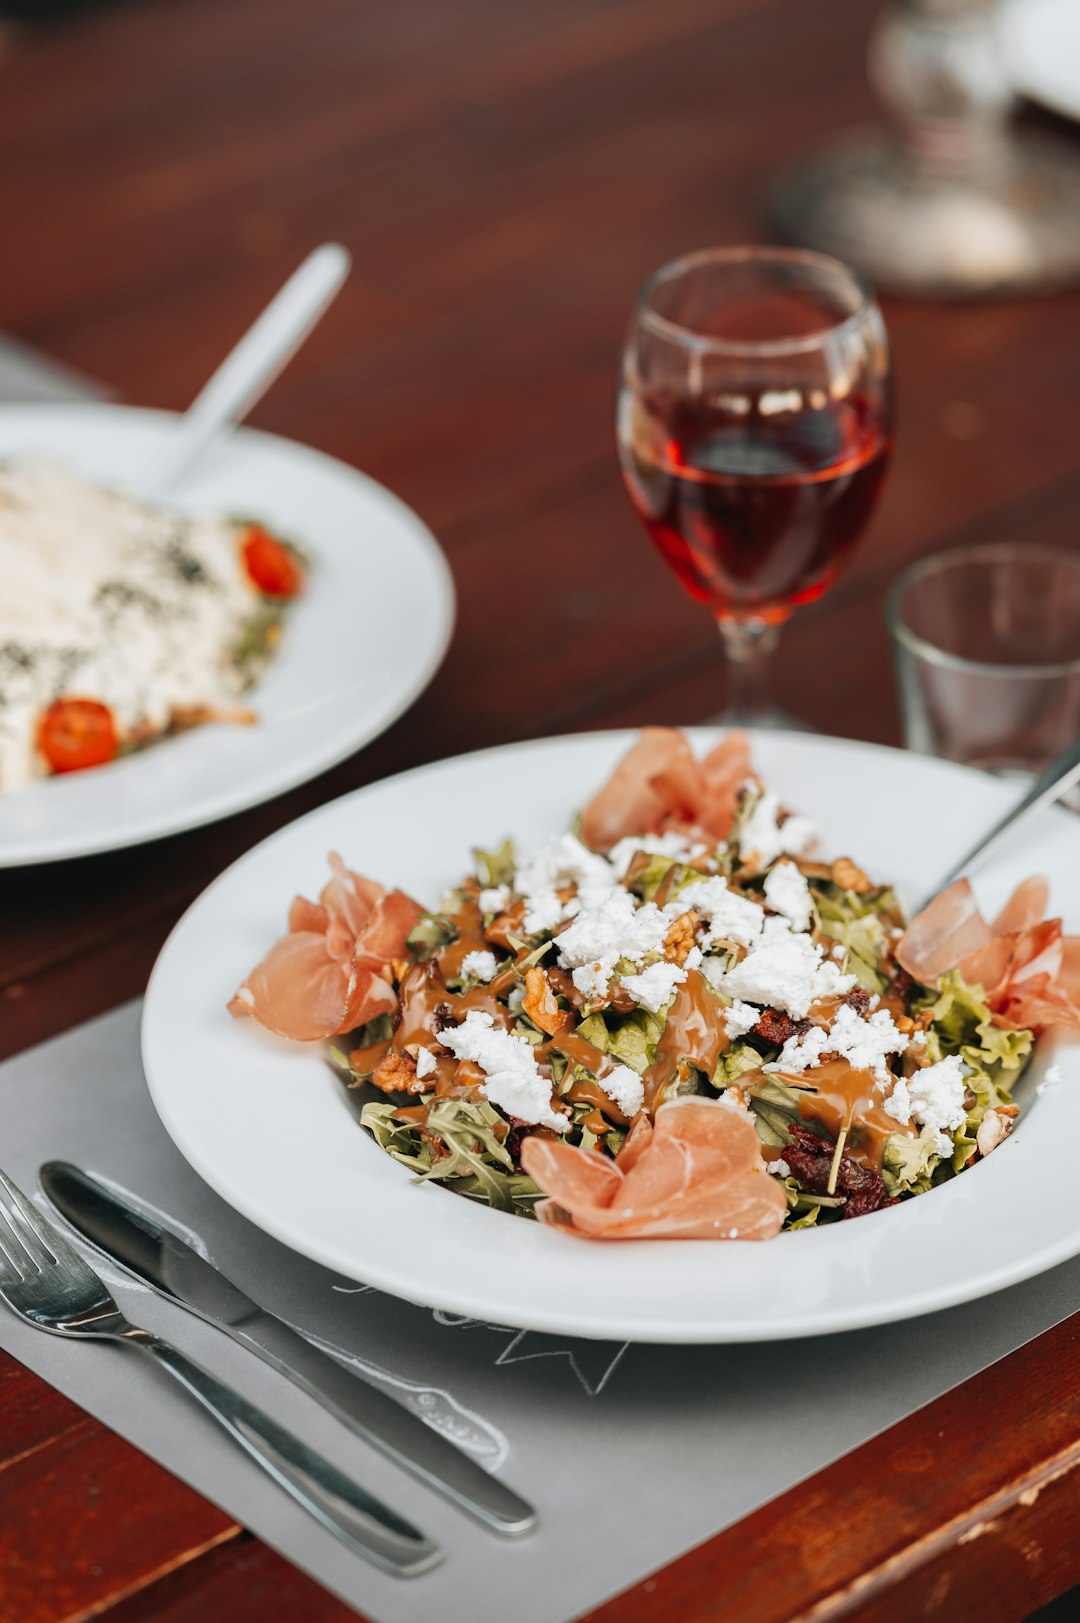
left=634, top=244, right=880, bottom=358
left=887, top=540, right=1080, bottom=681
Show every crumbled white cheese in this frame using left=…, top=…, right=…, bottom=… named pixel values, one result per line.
left=507, top=984, right=526, bottom=1015
left=460, top=949, right=499, bottom=983
left=883, top=1054, right=967, bottom=1155
left=606, top=830, right=707, bottom=879
left=766, top=1004, right=909, bottom=1087
left=571, top=961, right=614, bottom=1002
left=698, top=956, right=728, bottom=993
left=619, top=959, right=686, bottom=1013
left=719, top=932, right=854, bottom=1019
left=478, top=884, right=511, bottom=914
left=415, top=1046, right=438, bottom=1080
left=684, top=945, right=703, bottom=971
left=556, top=886, right=670, bottom=999
left=440, top=1010, right=569, bottom=1132
left=599, top=1064, right=645, bottom=1117
left=723, top=998, right=760, bottom=1038
left=516, top=832, right=614, bottom=935
left=677, top=876, right=765, bottom=948
left=763, top=860, right=813, bottom=932
left=738, top=791, right=819, bottom=869
left=831, top=943, right=846, bottom=960
left=0, top=458, right=278, bottom=792
left=769, top=1158, right=791, bottom=1178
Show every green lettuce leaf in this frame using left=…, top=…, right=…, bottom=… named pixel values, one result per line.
left=881, top=1126, right=942, bottom=1197
left=811, top=881, right=898, bottom=992
left=711, top=1040, right=767, bottom=1087
left=744, top=1073, right=804, bottom=1147
left=576, top=1007, right=666, bottom=1075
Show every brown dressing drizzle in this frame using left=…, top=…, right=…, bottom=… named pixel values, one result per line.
left=642, top=970, right=730, bottom=1112
left=777, top=1057, right=916, bottom=1170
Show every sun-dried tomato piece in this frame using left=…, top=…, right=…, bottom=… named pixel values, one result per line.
left=753, top=1008, right=813, bottom=1046
left=782, top=1122, right=897, bottom=1218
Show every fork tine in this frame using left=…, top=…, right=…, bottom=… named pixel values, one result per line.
left=0, top=1205, right=28, bottom=1281
left=0, top=1167, right=59, bottom=1272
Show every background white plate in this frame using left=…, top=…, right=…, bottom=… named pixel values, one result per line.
left=0, top=404, right=454, bottom=866
left=1005, top=0, right=1080, bottom=124
left=142, top=730, right=1080, bottom=1343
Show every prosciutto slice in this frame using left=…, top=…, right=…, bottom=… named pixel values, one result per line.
left=227, top=932, right=397, bottom=1041
left=578, top=727, right=753, bottom=852
left=521, top=1097, right=786, bottom=1241
left=897, top=875, right=1080, bottom=1033
left=229, top=854, right=419, bottom=1042
left=896, top=879, right=992, bottom=983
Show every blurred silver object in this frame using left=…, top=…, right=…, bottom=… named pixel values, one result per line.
left=887, top=541, right=1080, bottom=775
left=770, top=0, right=1080, bottom=296
left=918, top=728, right=1080, bottom=908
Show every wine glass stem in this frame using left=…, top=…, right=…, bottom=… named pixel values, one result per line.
left=718, top=618, right=782, bottom=726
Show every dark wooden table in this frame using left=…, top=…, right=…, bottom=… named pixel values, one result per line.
left=0, top=1, right=1078, bottom=1619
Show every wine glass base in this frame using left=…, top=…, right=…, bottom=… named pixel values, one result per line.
left=705, top=703, right=819, bottom=735
left=769, top=128, right=1080, bottom=297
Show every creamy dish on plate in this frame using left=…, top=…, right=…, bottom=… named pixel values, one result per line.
left=0, top=458, right=305, bottom=790
left=229, top=728, right=1080, bottom=1242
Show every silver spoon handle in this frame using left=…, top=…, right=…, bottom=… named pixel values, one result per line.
left=145, top=243, right=350, bottom=496
left=917, top=734, right=1080, bottom=912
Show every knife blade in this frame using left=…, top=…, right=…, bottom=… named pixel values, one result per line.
left=40, top=1160, right=536, bottom=1536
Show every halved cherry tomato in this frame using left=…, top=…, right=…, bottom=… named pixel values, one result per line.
left=241, top=525, right=304, bottom=599
left=37, top=698, right=119, bottom=775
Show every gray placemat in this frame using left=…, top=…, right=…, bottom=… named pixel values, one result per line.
left=0, top=1002, right=1077, bottom=1623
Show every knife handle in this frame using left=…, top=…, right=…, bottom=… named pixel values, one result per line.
left=133, top=1333, right=441, bottom=1577
left=235, top=1316, right=537, bottom=1535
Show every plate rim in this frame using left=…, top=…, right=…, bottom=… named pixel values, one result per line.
left=0, top=402, right=456, bottom=866
left=141, top=726, right=1080, bottom=1343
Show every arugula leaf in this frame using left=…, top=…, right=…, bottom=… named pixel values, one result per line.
left=361, top=1096, right=541, bottom=1217
left=624, top=853, right=682, bottom=902
left=407, top=913, right=455, bottom=961
left=473, top=838, right=516, bottom=889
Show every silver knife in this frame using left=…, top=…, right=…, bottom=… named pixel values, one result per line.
left=40, top=1160, right=536, bottom=1537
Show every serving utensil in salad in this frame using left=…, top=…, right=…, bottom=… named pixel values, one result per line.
left=0, top=1166, right=440, bottom=1577
left=145, top=242, right=350, bottom=495
left=917, top=731, right=1080, bottom=912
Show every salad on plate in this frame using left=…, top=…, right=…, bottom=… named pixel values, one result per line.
left=229, top=729, right=1080, bottom=1242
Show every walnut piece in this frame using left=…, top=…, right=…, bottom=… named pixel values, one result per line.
left=370, top=1049, right=425, bottom=1096
left=664, top=910, right=699, bottom=966
left=976, top=1104, right=1020, bottom=1157
left=523, top=966, right=565, bottom=1035
left=832, top=857, right=872, bottom=894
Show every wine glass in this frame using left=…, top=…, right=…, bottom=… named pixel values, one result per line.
left=616, top=245, right=893, bottom=726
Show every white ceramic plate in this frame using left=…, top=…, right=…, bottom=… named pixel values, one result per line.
left=0, top=404, right=454, bottom=866
left=1005, top=0, right=1080, bottom=124
left=142, top=730, right=1080, bottom=1343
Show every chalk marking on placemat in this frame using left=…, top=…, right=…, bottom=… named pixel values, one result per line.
left=432, top=1310, right=630, bottom=1397
left=495, top=1332, right=630, bottom=1397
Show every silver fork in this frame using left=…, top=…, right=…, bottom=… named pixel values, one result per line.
left=0, top=1167, right=440, bottom=1578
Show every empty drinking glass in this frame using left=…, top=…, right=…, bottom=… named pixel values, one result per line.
left=887, top=543, right=1080, bottom=776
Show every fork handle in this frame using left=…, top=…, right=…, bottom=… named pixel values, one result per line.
left=133, top=1335, right=440, bottom=1576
